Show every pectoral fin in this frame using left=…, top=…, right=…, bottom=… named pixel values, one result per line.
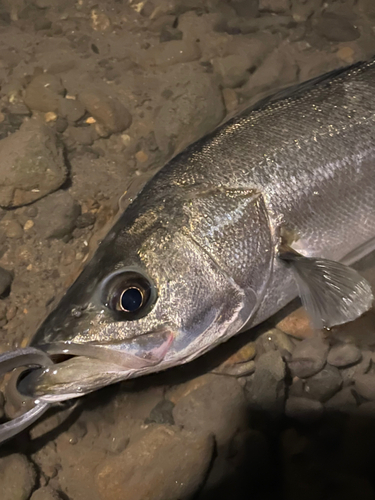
left=279, top=246, right=373, bottom=329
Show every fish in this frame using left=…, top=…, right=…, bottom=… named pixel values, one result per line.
left=20, top=58, right=375, bottom=402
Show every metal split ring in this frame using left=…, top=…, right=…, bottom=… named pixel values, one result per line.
left=0, top=347, right=53, bottom=445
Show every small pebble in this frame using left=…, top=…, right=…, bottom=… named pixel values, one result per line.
left=75, top=212, right=96, bottom=228
left=23, top=220, right=34, bottom=231
left=24, top=73, right=65, bottom=113
left=289, top=335, right=329, bottom=378
left=25, top=206, right=38, bottom=218
left=0, top=266, right=13, bottom=295
left=304, top=365, right=342, bottom=402
left=3, top=219, right=23, bottom=238
left=285, top=396, right=324, bottom=422
left=327, top=343, right=362, bottom=368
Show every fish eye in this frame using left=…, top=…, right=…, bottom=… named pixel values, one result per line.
left=102, top=271, right=155, bottom=319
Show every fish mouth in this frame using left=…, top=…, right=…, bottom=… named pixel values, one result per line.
left=20, top=330, right=174, bottom=402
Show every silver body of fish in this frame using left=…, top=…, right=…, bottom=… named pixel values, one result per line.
left=25, top=58, right=375, bottom=401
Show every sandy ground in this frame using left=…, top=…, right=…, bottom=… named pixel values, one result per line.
left=1, top=0, right=375, bottom=499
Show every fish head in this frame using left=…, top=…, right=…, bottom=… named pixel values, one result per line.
left=27, top=184, right=273, bottom=401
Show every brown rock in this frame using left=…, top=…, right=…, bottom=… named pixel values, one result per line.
left=24, top=73, right=65, bottom=113
left=79, top=89, right=132, bottom=135
left=0, top=454, right=36, bottom=500
left=276, top=306, right=315, bottom=339
left=96, top=426, right=214, bottom=500
left=0, top=119, right=67, bottom=208
left=172, top=375, right=246, bottom=447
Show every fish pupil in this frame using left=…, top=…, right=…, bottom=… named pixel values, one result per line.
left=120, top=287, right=143, bottom=312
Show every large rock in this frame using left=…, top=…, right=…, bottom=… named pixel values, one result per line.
left=0, top=453, right=36, bottom=500
left=0, top=119, right=67, bottom=208
left=288, top=335, right=329, bottom=378
left=96, top=425, right=214, bottom=500
left=154, top=63, right=225, bottom=155
left=172, top=374, right=247, bottom=447
left=33, top=190, right=80, bottom=240
left=247, top=350, right=286, bottom=412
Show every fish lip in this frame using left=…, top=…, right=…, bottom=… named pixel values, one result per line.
left=36, top=328, right=175, bottom=370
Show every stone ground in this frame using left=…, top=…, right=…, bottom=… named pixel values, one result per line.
left=1, top=0, right=375, bottom=499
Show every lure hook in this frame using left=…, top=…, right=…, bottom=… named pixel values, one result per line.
left=0, top=347, right=53, bottom=445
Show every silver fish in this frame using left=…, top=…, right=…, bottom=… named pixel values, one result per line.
left=23, top=59, right=375, bottom=401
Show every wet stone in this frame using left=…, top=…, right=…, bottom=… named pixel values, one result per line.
left=24, top=73, right=65, bottom=113
left=75, top=212, right=96, bottom=228
left=33, top=191, right=81, bottom=240
left=95, top=426, right=214, bottom=500
left=247, top=350, right=285, bottom=412
left=354, top=374, right=375, bottom=401
left=145, top=399, right=175, bottom=425
left=340, top=350, right=371, bottom=385
left=325, top=387, right=358, bottom=413
left=314, top=13, right=360, bottom=42
left=79, top=89, right=132, bottom=135
left=0, top=119, right=67, bottom=208
left=285, top=396, right=324, bottom=422
left=213, top=55, right=250, bottom=88
left=30, top=486, right=61, bottom=500
left=0, top=454, right=36, bottom=500
left=0, top=266, right=13, bottom=295
left=256, top=327, right=296, bottom=357
left=304, top=364, right=342, bottom=402
left=327, top=343, right=362, bottom=368
left=259, top=0, right=291, bottom=13
left=288, top=335, right=329, bottom=378
left=173, top=375, right=246, bottom=447
left=59, top=97, right=86, bottom=123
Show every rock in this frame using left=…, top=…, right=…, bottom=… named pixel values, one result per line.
left=59, top=98, right=86, bottom=123
left=154, top=63, right=225, bottom=154
left=256, top=327, right=296, bottom=357
left=288, top=335, right=329, bottom=378
left=247, top=350, right=285, bottom=412
left=33, top=190, right=80, bottom=239
left=96, top=426, right=214, bottom=500
left=327, top=343, right=362, bottom=368
left=145, top=399, right=175, bottom=425
left=304, top=365, right=342, bottom=402
left=277, top=306, right=315, bottom=339
left=142, top=40, right=201, bottom=67
left=24, top=73, right=65, bottom=113
left=292, top=0, right=315, bottom=22
left=30, top=487, right=61, bottom=500
left=159, top=26, right=183, bottom=42
left=231, top=0, right=258, bottom=17
left=172, top=375, right=247, bottom=447
left=0, top=390, right=5, bottom=419
left=259, top=0, right=291, bottom=13
left=1, top=219, right=23, bottom=238
left=213, top=55, right=250, bottom=88
left=75, top=212, right=96, bottom=229
left=0, top=119, right=67, bottom=208
left=79, top=89, right=132, bottom=135
left=0, top=266, right=13, bottom=295
left=222, top=88, right=238, bottom=114
left=285, top=396, right=324, bottom=421
left=354, top=374, right=375, bottom=400
left=314, top=13, right=360, bottom=42
left=212, top=340, right=256, bottom=376
left=358, top=0, right=375, bottom=18
left=341, top=350, right=372, bottom=385
left=67, top=125, right=97, bottom=146
left=325, top=387, right=358, bottom=413
left=0, top=454, right=36, bottom=500
left=239, top=47, right=298, bottom=101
